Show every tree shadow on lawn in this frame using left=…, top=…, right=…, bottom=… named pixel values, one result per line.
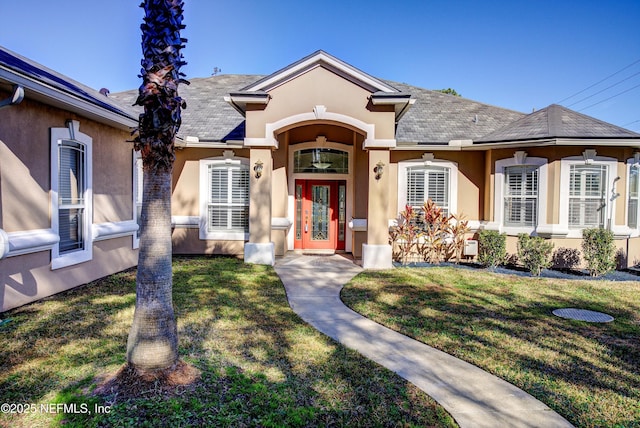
left=0, top=273, right=136, bottom=399
left=341, top=267, right=640, bottom=426
left=0, top=257, right=454, bottom=427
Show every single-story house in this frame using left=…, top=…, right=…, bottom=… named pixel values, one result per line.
left=2, top=47, right=640, bottom=311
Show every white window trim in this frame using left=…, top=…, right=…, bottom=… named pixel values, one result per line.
left=493, top=155, right=548, bottom=236
left=132, top=151, right=143, bottom=249
left=626, top=156, right=640, bottom=238
left=559, top=154, right=618, bottom=238
left=397, top=157, right=458, bottom=215
left=50, top=120, right=93, bottom=269
left=199, top=154, right=249, bottom=241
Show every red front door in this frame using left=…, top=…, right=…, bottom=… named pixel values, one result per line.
left=294, top=180, right=346, bottom=251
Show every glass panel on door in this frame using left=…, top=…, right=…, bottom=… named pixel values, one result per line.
left=338, top=184, right=346, bottom=243
left=295, top=184, right=302, bottom=240
left=311, top=185, right=330, bottom=241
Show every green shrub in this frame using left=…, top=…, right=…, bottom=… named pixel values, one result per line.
left=552, top=247, right=581, bottom=269
left=581, top=228, right=616, bottom=277
left=517, top=234, right=554, bottom=276
left=478, top=230, right=506, bottom=268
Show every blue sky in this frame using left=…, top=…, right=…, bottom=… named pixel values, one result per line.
left=1, top=0, right=639, bottom=131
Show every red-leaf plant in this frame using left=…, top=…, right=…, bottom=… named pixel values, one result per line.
left=390, top=205, right=421, bottom=265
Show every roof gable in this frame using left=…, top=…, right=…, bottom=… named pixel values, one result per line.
left=477, top=104, right=640, bottom=143
left=241, top=50, right=400, bottom=94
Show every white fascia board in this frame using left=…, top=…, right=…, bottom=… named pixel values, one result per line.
left=372, top=95, right=416, bottom=121
left=465, top=138, right=640, bottom=150
left=370, top=96, right=414, bottom=105
left=553, top=138, right=640, bottom=147
left=244, top=52, right=397, bottom=93
left=227, top=93, right=270, bottom=104
left=393, top=145, right=463, bottom=151
left=0, top=67, right=137, bottom=130
left=363, top=138, right=396, bottom=149
left=244, top=137, right=278, bottom=148
left=463, top=139, right=557, bottom=150
left=179, top=137, right=243, bottom=149
left=448, top=139, right=473, bottom=147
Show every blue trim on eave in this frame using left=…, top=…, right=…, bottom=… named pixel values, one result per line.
left=0, top=48, right=135, bottom=120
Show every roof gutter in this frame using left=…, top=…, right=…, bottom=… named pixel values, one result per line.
left=370, top=92, right=416, bottom=122
left=224, top=92, right=270, bottom=117
left=394, top=137, right=640, bottom=151
left=0, top=66, right=137, bottom=130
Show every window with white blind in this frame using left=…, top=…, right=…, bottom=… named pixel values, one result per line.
left=58, top=141, right=86, bottom=253
left=398, top=158, right=458, bottom=217
left=504, top=165, right=538, bottom=227
left=199, top=157, right=249, bottom=240
left=629, top=164, right=639, bottom=229
left=406, top=166, right=450, bottom=214
left=493, top=154, right=548, bottom=234
left=208, top=165, right=249, bottom=232
left=568, top=164, right=607, bottom=228
left=51, top=121, right=93, bottom=269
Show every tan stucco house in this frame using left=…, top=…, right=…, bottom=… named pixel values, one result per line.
left=2, top=47, right=640, bottom=311
left=0, top=47, right=140, bottom=312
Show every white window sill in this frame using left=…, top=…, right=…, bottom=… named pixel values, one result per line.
left=199, top=231, right=248, bottom=241
left=51, top=250, right=92, bottom=270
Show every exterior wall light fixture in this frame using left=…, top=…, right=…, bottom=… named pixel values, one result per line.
left=254, top=160, right=264, bottom=178
left=374, top=161, right=385, bottom=180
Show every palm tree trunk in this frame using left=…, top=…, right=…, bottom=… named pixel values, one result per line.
left=126, top=0, right=187, bottom=373
left=126, top=166, right=177, bottom=370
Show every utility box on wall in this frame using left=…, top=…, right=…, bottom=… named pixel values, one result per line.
left=463, top=239, right=478, bottom=257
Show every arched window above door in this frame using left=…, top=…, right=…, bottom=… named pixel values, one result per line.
left=293, top=148, right=349, bottom=174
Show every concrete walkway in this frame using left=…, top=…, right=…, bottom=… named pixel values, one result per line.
left=274, top=253, right=574, bottom=428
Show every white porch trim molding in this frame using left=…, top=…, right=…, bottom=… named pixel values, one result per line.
left=243, top=106, right=396, bottom=149
left=0, top=228, right=59, bottom=259
left=92, top=221, right=139, bottom=241
left=0, top=220, right=141, bottom=261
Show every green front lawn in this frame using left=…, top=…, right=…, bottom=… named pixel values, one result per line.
left=0, top=257, right=455, bottom=428
left=341, top=267, right=640, bottom=428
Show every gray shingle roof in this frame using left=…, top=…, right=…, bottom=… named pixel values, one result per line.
left=388, top=81, right=526, bottom=144
left=110, top=74, right=259, bottom=142
left=476, top=104, right=640, bottom=143
left=111, top=75, right=639, bottom=146
left=112, top=74, right=527, bottom=144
